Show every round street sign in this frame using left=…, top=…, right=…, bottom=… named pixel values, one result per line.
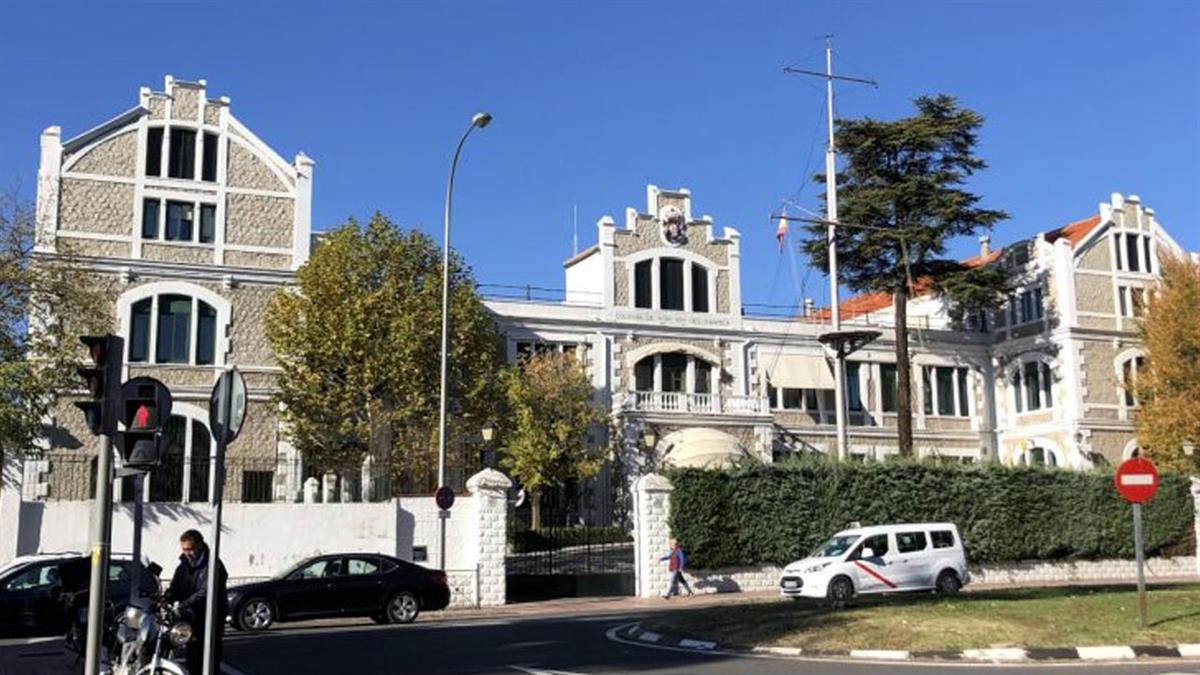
left=1114, top=457, right=1160, bottom=504
left=434, top=485, right=455, bottom=511
left=209, top=368, right=247, bottom=445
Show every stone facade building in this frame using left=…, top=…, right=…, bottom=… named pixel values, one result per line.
left=32, top=76, right=313, bottom=503
left=488, top=185, right=1194, bottom=486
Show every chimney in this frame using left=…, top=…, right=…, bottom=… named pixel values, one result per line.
left=803, top=298, right=815, bottom=317
left=979, top=235, right=991, bottom=257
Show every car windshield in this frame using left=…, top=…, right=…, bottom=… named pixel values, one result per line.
left=810, top=534, right=860, bottom=558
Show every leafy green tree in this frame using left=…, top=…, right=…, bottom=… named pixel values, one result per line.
left=265, top=214, right=504, bottom=495
left=1136, top=254, right=1200, bottom=472
left=801, top=95, right=1009, bottom=456
left=0, top=190, right=107, bottom=461
left=501, top=351, right=607, bottom=529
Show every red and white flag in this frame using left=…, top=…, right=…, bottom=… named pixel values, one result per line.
left=775, top=208, right=789, bottom=252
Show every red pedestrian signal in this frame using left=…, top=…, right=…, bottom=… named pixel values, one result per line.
left=119, top=378, right=173, bottom=470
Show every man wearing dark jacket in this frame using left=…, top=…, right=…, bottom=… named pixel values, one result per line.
left=167, top=529, right=228, bottom=675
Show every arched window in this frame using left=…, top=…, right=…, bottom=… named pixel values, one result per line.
left=148, top=415, right=213, bottom=502
left=1010, top=357, right=1053, bottom=413
left=629, top=254, right=715, bottom=313
left=120, top=283, right=228, bottom=366
left=633, top=352, right=716, bottom=394
left=1017, top=445, right=1059, bottom=467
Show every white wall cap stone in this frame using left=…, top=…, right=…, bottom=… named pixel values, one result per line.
left=724, top=226, right=741, bottom=240
left=466, top=468, right=512, bottom=493
left=635, top=473, right=673, bottom=493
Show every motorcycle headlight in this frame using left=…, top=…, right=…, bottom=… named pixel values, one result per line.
left=169, top=622, right=194, bottom=647
left=124, top=606, right=147, bottom=630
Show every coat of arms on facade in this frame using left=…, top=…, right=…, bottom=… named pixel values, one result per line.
left=659, top=205, right=688, bottom=245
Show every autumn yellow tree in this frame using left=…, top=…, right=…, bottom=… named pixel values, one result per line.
left=501, top=351, right=607, bottom=529
left=1136, top=253, right=1200, bottom=473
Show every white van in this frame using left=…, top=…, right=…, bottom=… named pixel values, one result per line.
left=779, top=522, right=969, bottom=604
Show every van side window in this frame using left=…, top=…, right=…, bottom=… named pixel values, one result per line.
left=854, top=533, right=890, bottom=559
left=931, top=530, right=956, bottom=549
left=896, top=531, right=927, bottom=553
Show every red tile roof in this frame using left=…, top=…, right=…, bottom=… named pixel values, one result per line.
left=799, top=212, right=1099, bottom=322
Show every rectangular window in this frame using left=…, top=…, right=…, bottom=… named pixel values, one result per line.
left=201, top=132, right=218, bottom=182
left=1143, top=236, right=1154, bottom=274
left=1126, top=233, right=1141, bottom=272
left=804, top=388, right=819, bottom=412
left=1034, top=287, right=1044, bottom=319
left=1131, top=288, right=1145, bottom=316
left=1041, top=362, right=1053, bottom=408
left=767, top=384, right=778, bottom=409
left=1024, top=360, right=1041, bottom=410
left=922, top=366, right=933, bottom=415
left=782, top=387, right=803, bottom=410
left=634, top=261, right=652, bottom=309
left=156, top=295, right=191, bottom=364
left=141, top=199, right=160, bottom=239
left=659, top=258, right=685, bottom=311
left=167, top=128, right=196, bottom=179
left=165, top=201, right=194, bottom=241
left=1012, top=370, right=1023, bottom=413
left=896, top=531, right=927, bottom=554
left=691, top=264, right=709, bottom=313
left=199, top=204, right=216, bottom=243
left=189, top=420, right=210, bottom=502
left=880, top=364, right=897, bottom=413
left=129, top=299, right=151, bottom=363
left=1119, top=286, right=1129, bottom=317
left=661, top=354, right=686, bottom=392
left=241, top=471, right=274, bottom=503
left=846, top=362, right=862, bottom=411
left=957, top=368, right=969, bottom=416
left=145, top=128, right=163, bottom=177
left=1008, top=295, right=1018, bottom=325
left=196, top=302, right=216, bottom=365
left=931, top=530, right=956, bottom=549
left=936, top=366, right=955, bottom=416
left=694, top=361, right=711, bottom=394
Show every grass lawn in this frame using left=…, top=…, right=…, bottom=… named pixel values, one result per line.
left=644, top=584, right=1200, bottom=652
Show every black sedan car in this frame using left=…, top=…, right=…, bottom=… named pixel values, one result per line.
left=0, top=553, right=158, bottom=638
left=226, top=553, right=450, bottom=631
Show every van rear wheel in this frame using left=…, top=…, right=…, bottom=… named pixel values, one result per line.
left=936, top=570, right=961, bottom=595
left=827, top=576, right=854, bottom=608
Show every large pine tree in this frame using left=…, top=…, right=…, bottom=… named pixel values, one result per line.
left=801, top=95, right=1008, bottom=456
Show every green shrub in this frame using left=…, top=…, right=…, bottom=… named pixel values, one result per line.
left=507, top=524, right=632, bottom=553
left=666, top=457, right=1195, bottom=568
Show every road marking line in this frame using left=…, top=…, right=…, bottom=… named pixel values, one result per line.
left=638, top=631, right=661, bottom=643
left=850, top=649, right=910, bottom=660
left=509, top=666, right=590, bottom=675
left=679, top=638, right=717, bottom=650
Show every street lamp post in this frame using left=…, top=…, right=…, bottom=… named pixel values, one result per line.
left=481, top=420, right=496, bottom=469
left=437, top=112, right=492, bottom=572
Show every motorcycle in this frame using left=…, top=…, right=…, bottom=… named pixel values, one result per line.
left=108, top=600, right=193, bottom=675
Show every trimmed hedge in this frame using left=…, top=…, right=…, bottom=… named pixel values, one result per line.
left=666, top=458, right=1195, bottom=568
left=508, top=524, right=632, bottom=554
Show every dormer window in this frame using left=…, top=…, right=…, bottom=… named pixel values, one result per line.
left=1117, top=232, right=1155, bottom=273
left=660, top=258, right=684, bottom=310
left=167, top=128, right=196, bottom=179
left=145, top=125, right=219, bottom=183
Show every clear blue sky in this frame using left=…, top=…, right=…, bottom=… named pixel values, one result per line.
left=2, top=1, right=1196, bottom=311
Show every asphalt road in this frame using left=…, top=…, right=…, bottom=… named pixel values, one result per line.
left=222, top=612, right=1200, bottom=675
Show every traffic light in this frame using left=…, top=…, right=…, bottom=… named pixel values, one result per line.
left=118, top=378, right=173, bottom=470
left=74, top=335, right=124, bottom=436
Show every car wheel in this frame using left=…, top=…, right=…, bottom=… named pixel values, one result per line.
left=386, top=591, right=420, bottom=624
left=827, top=576, right=854, bottom=609
left=935, top=570, right=961, bottom=595
left=236, top=598, right=275, bottom=631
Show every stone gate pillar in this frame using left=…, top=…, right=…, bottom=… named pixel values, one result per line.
left=634, top=473, right=673, bottom=598
left=467, top=468, right=512, bottom=607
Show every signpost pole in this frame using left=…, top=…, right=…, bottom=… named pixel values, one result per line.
left=130, top=473, right=144, bottom=604
left=202, top=371, right=230, bottom=675
left=1133, top=502, right=1147, bottom=628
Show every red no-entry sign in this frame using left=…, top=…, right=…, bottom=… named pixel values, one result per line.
left=1114, top=457, right=1160, bottom=504
left=434, top=485, right=455, bottom=511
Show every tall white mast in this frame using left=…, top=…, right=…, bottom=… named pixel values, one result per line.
left=823, top=37, right=848, bottom=460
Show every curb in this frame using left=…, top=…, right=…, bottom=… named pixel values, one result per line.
left=610, top=622, right=1200, bottom=664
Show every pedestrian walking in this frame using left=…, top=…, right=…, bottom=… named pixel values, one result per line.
left=658, top=538, right=694, bottom=598
left=166, top=529, right=228, bottom=675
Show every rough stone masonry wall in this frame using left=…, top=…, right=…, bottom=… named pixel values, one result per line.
left=635, top=473, right=1200, bottom=597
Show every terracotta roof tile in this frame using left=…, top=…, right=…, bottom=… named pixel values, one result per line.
left=1045, top=214, right=1103, bottom=246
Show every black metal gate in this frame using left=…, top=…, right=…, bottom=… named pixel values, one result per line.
left=505, top=477, right=634, bottom=602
